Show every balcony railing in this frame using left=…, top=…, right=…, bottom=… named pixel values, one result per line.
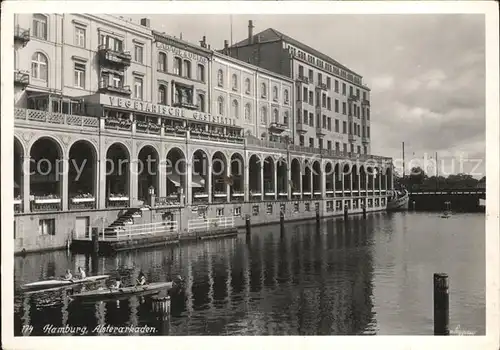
left=105, top=118, right=132, bottom=131
left=296, top=122, right=308, bottom=133
left=172, top=101, right=199, bottom=110
left=316, top=126, right=325, bottom=137
left=98, top=80, right=132, bottom=96
left=14, top=70, right=30, bottom=87
left=362, top=136, right=370, bottom=144
left=98, top=45, right=132, bottom=66
left=269, top=122, right=288, bottom=133
left=348, top=94, right=359, bottom=102
left=14, top=26, right=30, bottom=44
left=362, top=99, right=370, bottom=106
left=296, top=76, right=309, bottom=84
left=136, top=121, right=161, bottom=134
left=14, top=108, right=99, bottom=128
left=349, top=134, right=356, bottom=142
left=316, top=83, right=328, bottom=91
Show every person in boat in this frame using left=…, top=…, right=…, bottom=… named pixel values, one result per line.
left=77, top=267, right=86, bottom=279
left=63, top=269, right=73, bottom=280
left=136, top=272, right=147, bottom=286
left=110, top=277, right=122, bottom=289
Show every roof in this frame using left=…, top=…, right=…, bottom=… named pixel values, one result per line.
left=231, top=28, right=360, bottom=77
left=152, top=30, right=212, bottom=56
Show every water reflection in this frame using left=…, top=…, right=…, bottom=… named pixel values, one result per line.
left=13, top=212, right=485, bottom=335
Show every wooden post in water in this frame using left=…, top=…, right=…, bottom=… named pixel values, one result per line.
left=91, top=227, right=99, bottom=254
left=245, top=215, right=251, bottom=236
left=344, top=204, right=349, bottom=221
left=152, top=295, right=171, bottom=315
left=433, top=273, right=449, bottom=335
left=280, top=211, right=285, bottom=236
left=362, top=204, right=367, bottom=218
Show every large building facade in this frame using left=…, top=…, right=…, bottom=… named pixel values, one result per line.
left=12, top=14, right=393, bottom=254
left=227, top=21, right=372, bottom=155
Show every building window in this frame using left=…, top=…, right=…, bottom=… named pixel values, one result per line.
left=217, top=69, right=224, bottom=87
left=299, top=135, right=304, bottom=146
left=39, top=219, right=55, bottom=236
left=334, top=79, right=339, bottom=92
left=327, top=77, right=331, bottom=89
left=252, top=205, right=260, bottom=216
left=260, top=106, right=267, bottom=124
left=266, top=203, right=273, bottom=214
left=309, top=138, right=314, bottom=147
left=342, top=121, right=347, bottom=134
left=342, top=83, right=346, bottom=95
left=303, top=111, right=308, bottom=124
left=245, top=78, right=251, bottom=94
left=158, top=85, right=167, bottom=105
left=272, top=86, right=278, bottom=101
left=283, top=111, right=289, bottom=127
left=308, top=91, right=313, bottom=105
left=31, top=52, right=48, bottom=81
left=350, top=86, right=354, bottom=95
left=74, top=62, right=85, bottom=88
left=284, top=89, right=289, bottom=104
left=100, top=35, right=123, bottom=52
left=234, top=207, right=241, bottom=216
left=134, top=44, right=143, bottom=64
left=335, top=119, right=339, bottom=132
left=75, top=26, right=86, bottom=48
left=298, top=65, right=304, bottom=78
left=357, top=145, right=361, bottom=154
left=244, top=103, right=251, bottom=121
left=261, top=83, right=267, bottom=98
left=33, top=14, right=48, bottom=40
left=305, top=202, right=310, bottom=212
left=183, top=60, right=191, bottom=78
left=197, top=64, right=205, bottom=82
left=273, top=108, right=279, bottom=123
left=363, top=91, right=367, bottom=100
left=367, top=109, right=370, bottom=120
left=327, top=140, right=332, bottom=150
left=335, top=99, right=339, bottom=113
left=309, top=112, right=314, bottom=126
left=318, top=73, right=322, bottom=84
left=327, top=97, right=331, bottom=110
left=322, top=94, right=326, bottom=107
left=197, top=94, right=205, bottom=112
left=216, top=208, right=224, bottom=217
left=232, top=99, right=239, bottom=118
left=336, top=142, right=340, bottom=151
left=343, top=143, right=348, bottom=153
left=294, top=202, right=299, bottom=213
left=342, top=102, right=346, bottom=115
left=158, top=52, right=167, bottom=72
left=173, top=57, right=182, bottom=76
left=308, top=69, right=313, bottom=82
left=303, top=87, right=308, bottom=102
left=134, top=77, right=143, bottom=99
left=327, top=117, right=331, bottom=130
left=232, top=74, right=238, bottom=91
left=218, top=96, right=224, bottom=116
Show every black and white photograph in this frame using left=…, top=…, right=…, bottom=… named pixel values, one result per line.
left=1, top=1, right=499, bottom=349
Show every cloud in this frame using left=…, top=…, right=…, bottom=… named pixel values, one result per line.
left=371, top=76, right=395, bottom=91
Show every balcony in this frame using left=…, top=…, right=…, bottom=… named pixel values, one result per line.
left=362, top=99, right=370, bottom=106
left=362, top=136, right=370, bottom=144
left=348, top=94, right=359, bottom=102
left=296, top=76, right=309, bottom=84
left=98, top=45, right=131, bottom=67
left=269, top=122, right=288, bottom=133
left=348, top=134, right=356, bottom=142
left=316, top=83, right=328, bottom=91
left=15, top=108, right=99, bottom=128
left=296, top=122, right=308, bottom=134
left=14, top=70, right=30, bottom=88
left=172, top=101, right=199, bottom=110
left=316, top=126, right=325, bottom=137
left=98, top=80, right=132, bottom=96
left=14, top=26, right=30, bottom=45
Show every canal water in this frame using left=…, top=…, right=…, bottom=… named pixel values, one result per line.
left=13, top=212, right=485, bottom=336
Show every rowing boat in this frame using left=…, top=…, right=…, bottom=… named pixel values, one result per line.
left=21, top=275, right=110, bottom=292
left=69, top=281, right=173, bottom=302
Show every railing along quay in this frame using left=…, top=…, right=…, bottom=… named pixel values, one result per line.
left=14, top=107, right=390, bottom=163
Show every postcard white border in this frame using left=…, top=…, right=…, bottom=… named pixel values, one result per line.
left=1, top=1, right=499, bottom=350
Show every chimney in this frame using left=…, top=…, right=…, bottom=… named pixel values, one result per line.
left=199, top=35, right=206, bottom=48
left=248, top=20, right=254, bottom=44
left=140, top=18, right=150, bottom=28
left=224, top=40, right=229, bottom=54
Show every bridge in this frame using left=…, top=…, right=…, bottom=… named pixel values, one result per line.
left=408, top=188, right=485, bottom=212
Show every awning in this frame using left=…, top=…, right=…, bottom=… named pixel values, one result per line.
left=167, top=173, right=182, bottom=187
left=191, top=174, right=205, bottom=188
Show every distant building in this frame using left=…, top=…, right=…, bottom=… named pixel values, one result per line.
left=225, top=21, right=372, bottom=155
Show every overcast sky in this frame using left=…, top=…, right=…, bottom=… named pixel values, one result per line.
left=125, top=13, right=485, bottom=178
